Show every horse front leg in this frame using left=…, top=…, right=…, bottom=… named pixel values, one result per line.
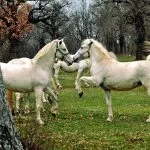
left=34, top=87, right=44, bottom=125
left=42, top=92, right=47, bottom=103
left=75, top=69, right=82, bottom=90
left=24, top=93, right=30, bottom=114
left=75, top=69, right=90, bottom=90
left=15, top=92, right=23, bottom=113
left=77, top=76, right=96, bottom=97
left=141, top=83, right=150, bottom=122
left=54, top=66, right=62, bottom=89
left=103, top=90, right=113, bottom=122
left=45, top=86, right=58, bottom=117
left=146, top=87, right=150, bottom=122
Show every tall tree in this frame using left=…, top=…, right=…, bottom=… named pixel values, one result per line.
left=64, top=0, right=95, bottom=53
left=90, top=2, right=121, bottom=53
left=28, top=0, right=70, bottom=40
left=92, top=0, right=150, bottom=59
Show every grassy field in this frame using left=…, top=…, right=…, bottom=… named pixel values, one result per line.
left=15, top=55, right=150, bottom=150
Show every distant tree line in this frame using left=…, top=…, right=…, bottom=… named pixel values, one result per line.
left=0, top=0, right=150, bottom=61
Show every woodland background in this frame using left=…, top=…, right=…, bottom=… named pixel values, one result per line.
left=0, top=0, right=150, bottom=62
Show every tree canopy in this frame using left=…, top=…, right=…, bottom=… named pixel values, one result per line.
left=0, top=0, right=32, bottom=40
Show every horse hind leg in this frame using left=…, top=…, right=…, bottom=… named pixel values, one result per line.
left=24, top=93, right=30, bottom=114
left=103, top=89, right=113, bottom=122
left=34, top=87, right=44, bottom=125
left=15, top=92, right=23, bottom=113
left=146, top=87, right=150, bottom=122
left=142, top=83, right=150, bottom=122
left=45, top=87, right=58, bottom=117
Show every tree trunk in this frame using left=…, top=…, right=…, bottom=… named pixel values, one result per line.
left=0, top=67, right=24, bottom=150
left=119, top=24, right=125, bottom=54
left=134, top=11, right=145, bottom=60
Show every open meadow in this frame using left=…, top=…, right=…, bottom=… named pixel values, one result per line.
left=14, top=55, right=150, bottom=150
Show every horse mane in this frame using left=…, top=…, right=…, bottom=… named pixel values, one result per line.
left=90, top=39, right=110, bottom=57
left=33, top=39, right=59, bottom=62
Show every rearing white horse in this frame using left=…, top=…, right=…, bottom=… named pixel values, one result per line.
left=54, top=52, right=117, bottom=89
left=73, top=39, right=150, bottom=122
left=0, top=39, right=73, bottom=124
left=54, top=57, right=91, bottom=89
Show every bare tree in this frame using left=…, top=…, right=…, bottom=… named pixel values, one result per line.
left=90, top=2, right=120, bottom=53
left=28, top=0, right=70, bottom=40
left=92, top=0, right=150, bottom=59
left=65, top=0, right=95, bottom=53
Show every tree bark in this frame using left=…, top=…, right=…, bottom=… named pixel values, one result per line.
left=134, top=9, right=145, bottom=60
left=119, top=23, right=125, bottom=54
left=0, top=66, right=24, bottom=150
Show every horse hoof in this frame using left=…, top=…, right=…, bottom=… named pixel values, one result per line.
left=43, top=99, right=47, bottom=102
left=15, top=110, right=20, bottom=114
left=24, top=109, right=30, bottom=114
left=42, top=108, right=46, bottom=112
left=79, top=92, right=83, bottom=98
left=11, top=110, right=15, bottom=116
left=36, top=119, right=44, bottom=125
left=106, top=118, right=113, bottom=122
left=57, top=85, right=62, bottom=89
left=52, top=113, right=56, bottom=118
left=146, top=118, right=150, bottom=122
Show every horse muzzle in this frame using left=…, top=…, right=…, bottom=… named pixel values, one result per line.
left=73, top=57, right=79, bottom=63
left=67, top=61, right=73, bottom=66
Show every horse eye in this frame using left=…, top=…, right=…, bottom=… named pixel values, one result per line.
left=59, top=40, right=62, bottom=45
left=81, top=47, right=83, bottom=49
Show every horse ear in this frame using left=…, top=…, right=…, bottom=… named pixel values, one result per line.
left=89, top=41, right=93, bottom=46
left=59, top=40, right=62, bottom=45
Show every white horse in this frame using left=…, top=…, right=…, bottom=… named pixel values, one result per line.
left=146, top=54, right=150, bottom=61
left=0, top=39, right=73, bottom=124
left=54, top=57, right=91, bottom=89
left=7, top=58, right=49, bottom=113
left=54, top=52, right=117, bottom=89
left=73, top=39, right=150, bottom=122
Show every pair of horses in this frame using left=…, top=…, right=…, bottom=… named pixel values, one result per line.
left=13, top=50, right=117, bottom=115
left=1, top=39, right=150, bottom=124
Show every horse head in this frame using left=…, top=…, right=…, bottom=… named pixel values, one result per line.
left=55, top=39, right=73, bottom=66
left=73, top=39, right=93, bottom=62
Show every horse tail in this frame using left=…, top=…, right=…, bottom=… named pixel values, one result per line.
left=146, top=55, right=150, bottom=61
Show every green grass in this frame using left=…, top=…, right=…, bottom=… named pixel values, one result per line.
left=117, top=55, right=136, bottom=62
left=15, top=55, right=150, bottom=150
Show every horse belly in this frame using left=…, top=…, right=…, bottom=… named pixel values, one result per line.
left=102, top=79, right=142, bottom=91
left=1, top=64, right=32, bottom=92
left=62, top=63, right=79, bottom=72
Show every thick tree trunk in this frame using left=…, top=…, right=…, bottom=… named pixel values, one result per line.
left=0, top=67, right=24, bottom=150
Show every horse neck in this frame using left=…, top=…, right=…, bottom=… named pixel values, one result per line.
left=90, top=46, right=107, bottom=63
left=90, top=45, right=115, bottom=68
left=33, top=44, right=56, bottom=72
left=60, top=61, right=79, bottom=72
